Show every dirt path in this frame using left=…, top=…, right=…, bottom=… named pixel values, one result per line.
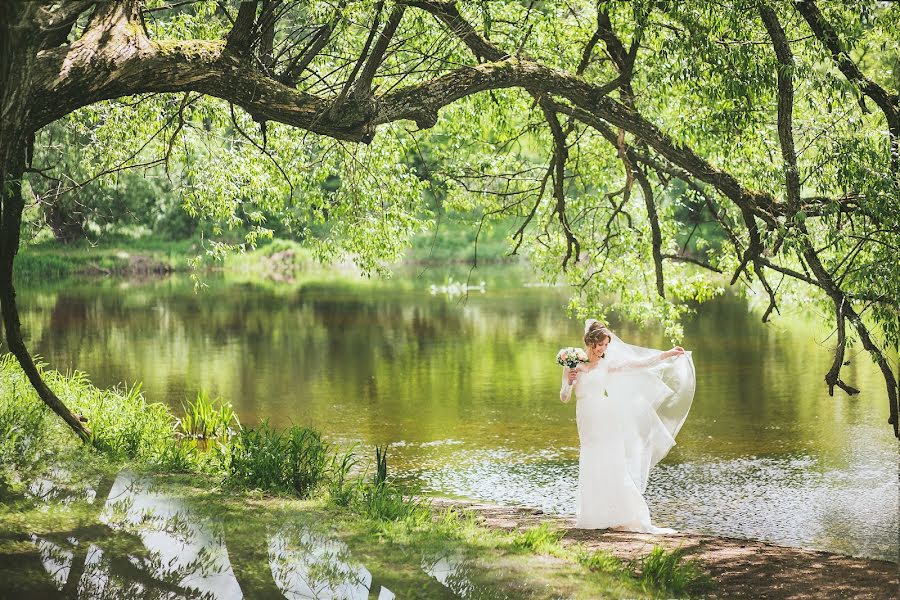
left=429, top=498, right=898, bottom=599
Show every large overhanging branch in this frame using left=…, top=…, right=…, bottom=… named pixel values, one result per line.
left=8, top=1, right=898, bottom=438
left=406, top=1, right=782, bottom=226
left=758, top=7, right=894, bottom=421
left=30, top=0, right=782, bottom=230
left=29, top=20, right=622, bottom=145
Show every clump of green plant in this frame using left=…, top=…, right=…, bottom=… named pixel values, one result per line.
left=326, top=447, right=358, bottom=507
left=578, top=548, right=623, bottom=573
left=13, top=252, right=75, bottom=281
left=631, top=545, right=711, bottom=598
left=356, top=480, right=431, bottom=523
left=179, top=390, right=240, bottom=440
left=346, top=445, right=430, bottom=523
left=226, top=422, right=332, bottom=498
left=2, top=355, right=175, bottom=463
left=509, top=522, right=566, bottom=553
left=284, top=426, right=331, bottom=496
left=70, top=381, right=175, bottom=460
left=153, top=439, right=201, bottom=473
left=0, top=371, right=54, bottom=471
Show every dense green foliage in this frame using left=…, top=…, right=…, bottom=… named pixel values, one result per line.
left=7, top=0, right=899, bottom=433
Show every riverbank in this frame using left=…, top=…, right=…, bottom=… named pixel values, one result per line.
left=0, top=358, right=705, bottom=599
left=16, top=220, right=524, bottom=282
left=427, top=498, right=898, bottom=600
left=2, top=356, right=895, bottom=598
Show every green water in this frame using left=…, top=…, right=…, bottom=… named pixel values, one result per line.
left=17, top=268, right=900, bottom=562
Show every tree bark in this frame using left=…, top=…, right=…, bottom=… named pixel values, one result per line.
left=0, top=147, right=92, bottom=441
left=2, top=1, right=92, bottom=441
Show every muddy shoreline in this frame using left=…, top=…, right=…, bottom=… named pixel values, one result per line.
left=428, top=497, right=898, bottom=599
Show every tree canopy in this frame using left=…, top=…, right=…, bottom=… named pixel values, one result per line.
left=2, top=0, right=898, bottom=437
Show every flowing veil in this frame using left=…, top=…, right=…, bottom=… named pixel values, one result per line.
left=584, top=319, right=695, bottom=492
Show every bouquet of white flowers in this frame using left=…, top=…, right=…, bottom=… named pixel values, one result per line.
left=556, top=347, right=588, bottom=369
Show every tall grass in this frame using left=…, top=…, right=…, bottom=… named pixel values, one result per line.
left=632, top=545, right=711, bottom=597
left=326, top=445, right=358, bottom=507
left=0, top=370, right=55, bottom=471
left=226, top=422, right=337, bottom=498
left=13, top=253, right=75, bottom=281
left=179, top=390, right=240, bottom=440
left=510, top=523, right=566, bottom=553
left=356, top=479, right=431, bottom=523
left=0, top=355, right=175, bottom=466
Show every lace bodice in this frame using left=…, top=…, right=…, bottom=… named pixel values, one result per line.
left=559, top=351, right=672, bottom=403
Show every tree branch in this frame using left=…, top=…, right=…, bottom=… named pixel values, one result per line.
left=540, top=103, right=579, bottom=269
left=352, top=5, right=406, bottom=98
left=825, top=298, right=861, bottom=396
left=794, top=0, right=900, bottom=174
left=759, top=5, right=801, bottom=208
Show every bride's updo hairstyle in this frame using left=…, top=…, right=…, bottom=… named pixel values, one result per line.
left=584, top=321, right=612, bottom=348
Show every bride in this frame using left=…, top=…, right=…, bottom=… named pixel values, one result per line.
left=560, top=320, right=695, bottom=533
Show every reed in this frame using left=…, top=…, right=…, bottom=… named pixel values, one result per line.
left=374, top=444, right=388, bottom=486
left=0, top=371, right=53, bottom=469
left=179, top=390, right=240, bottom=440
left=0, top=355, right=175, bottom=465
left=284, top=426, right=331, bottom=497
left=326, top=447, right=358, bottom=507
left=357, top=479, right=431, bottom=523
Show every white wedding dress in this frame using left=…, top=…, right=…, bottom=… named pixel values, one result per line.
left=560, top=325, right=695, bottom=533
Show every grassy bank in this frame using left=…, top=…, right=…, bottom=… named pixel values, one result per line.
left=0, top=356, right=710, bottom=598
left=15, top=213, right=524, bottom=283
left=15, top=237, right=198, bottom=281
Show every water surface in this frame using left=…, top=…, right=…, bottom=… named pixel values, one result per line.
left=19, top=268, right=899, bottom=561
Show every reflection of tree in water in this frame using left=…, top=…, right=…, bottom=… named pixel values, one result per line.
left=25, top=469, right=238, bottom=599
left=268, top=521, right=524, bottom=600
left=269, top=523, right=377, bottom=599
left=421, top=552, right=521, bottom=600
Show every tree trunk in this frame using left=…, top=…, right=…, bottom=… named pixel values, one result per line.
left=1, top=2, right=92, bottom=442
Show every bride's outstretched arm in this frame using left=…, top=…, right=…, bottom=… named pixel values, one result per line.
left=610, top=347, right=685, bottom=373
left=560, top=367, right=575, bottom=403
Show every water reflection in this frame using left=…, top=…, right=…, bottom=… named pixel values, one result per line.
left=18, top=271, right=900, bottom=561
left=30, top=534, right=73, bottom=590
left=15, top=467, right=518, bottom=598
left=269, top=526, right=377, bottom=599
left=98, top=472, right=242, bottom=599
left=26, top=470, right=239, bottom=598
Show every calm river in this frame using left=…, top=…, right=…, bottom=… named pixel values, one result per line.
left=20, top=267, right=899, bottom=562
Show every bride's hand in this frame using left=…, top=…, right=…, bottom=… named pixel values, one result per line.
left=668, top=346, right=685, bottom=357
left=566, top=369, right=578, bottom=384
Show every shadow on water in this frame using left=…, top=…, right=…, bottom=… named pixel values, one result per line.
left=0, top=467, right=519, bottom=599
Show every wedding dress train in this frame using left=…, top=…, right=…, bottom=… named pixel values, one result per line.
left=560, top=329, right=695, bottom=533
